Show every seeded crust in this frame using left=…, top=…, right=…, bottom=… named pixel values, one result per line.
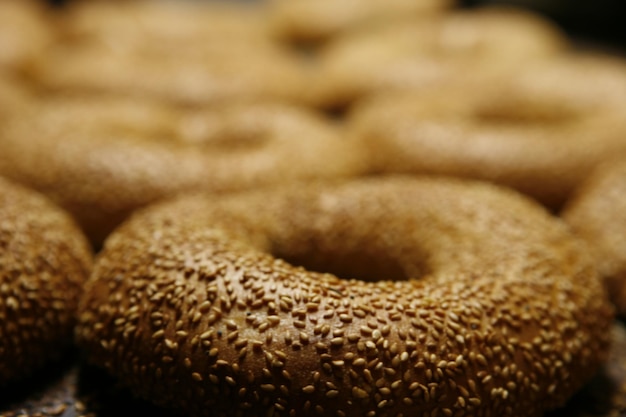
left=347, top=53, right=626, bottom=209
left=0, top=177, right=92, bottom=385
left=76, top=177, right=612, bottom=417
left=0, top=100, right=365, bottom=245
left=562, top=160, right=626, bottom=316
left=9, top=322, right=626, bottom=417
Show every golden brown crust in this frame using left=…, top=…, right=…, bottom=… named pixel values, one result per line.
left=0, top=99, right=365, bottom=245
left=347, top=53, right=626, bottom=209
left=310, top=6, right=567, bottom=109
left=76, top=177, right=612, bottom=417
left=562, top=160, right=626, bottom=316
left=269, top=0, right=453, bottom=45
left=0, top=177, right=92, bottom=385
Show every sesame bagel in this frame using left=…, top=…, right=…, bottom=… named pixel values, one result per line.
left=0, top=177, right=92, bottom=385
left=26, top=2, right=309, bottom=109
left=269, top=0, right=452, bottom=45
left=59, top=0, right=272, bottom=49
left=563, top=160, right=626, bottom=316
left=25, top=1, right=310, bottom=107
left=311, top=6, right=567, bottom=110
left=26, top=44, right=309, bottom=107
left=347, top=53, right=626, bottom=209
left=0, top=99, right=364, bottom=245
left=76, top=177, right=612, bottom=417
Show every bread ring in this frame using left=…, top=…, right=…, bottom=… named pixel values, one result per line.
left=26, top=41, right=310, bottom=107
left=60, top=0, right=272, bottom=51
left=269, top=0, right=452, bottom=45
left=311, top=6, right=567, bottom=110
left=0, top=177, right=92, bottom=385
left=347, top=53, right=626, bottom=209
left=0, top=99, right=364, bottom=245
left=27, top=1, right=309, bottom=108
left=563, top=160, right=626, bottom=316
left=76, top=177, right=612, bottom=417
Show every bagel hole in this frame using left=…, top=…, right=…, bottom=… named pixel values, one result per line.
left=270, top=233, right=429, bottom=282
left=279, top=251, right=415, bottom=282
left=265, top=202, right=431, bottom=282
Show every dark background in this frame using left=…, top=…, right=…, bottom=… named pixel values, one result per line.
left=461, top=0, right=626, bottom=50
